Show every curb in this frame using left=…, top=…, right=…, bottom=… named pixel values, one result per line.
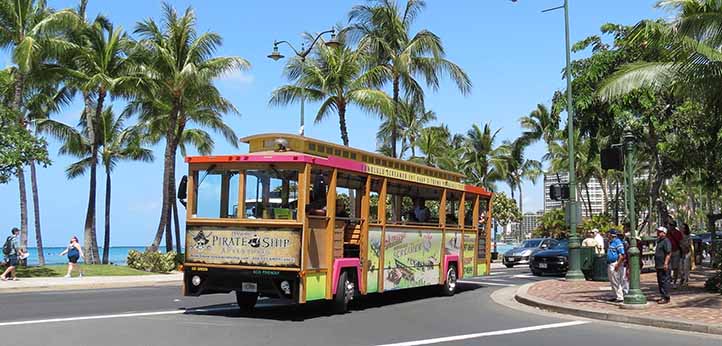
left=0, top=278, right=181, bottom=294
left=514, top=281, right=722, bottom=336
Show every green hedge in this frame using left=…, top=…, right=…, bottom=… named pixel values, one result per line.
left=127, top=250, right=183, bottom=273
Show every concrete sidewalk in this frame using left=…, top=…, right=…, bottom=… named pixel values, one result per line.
left=0, top=272, right=182, bottom=293
left=515, top=269, right=722, bottom=335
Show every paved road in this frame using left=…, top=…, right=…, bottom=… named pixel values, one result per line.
left=0, top=266, right=719, bottom=346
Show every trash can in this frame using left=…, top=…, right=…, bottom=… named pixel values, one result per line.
left=580, top=247, right=594, bottom=280
left=592, top=255, right=608, bottom=282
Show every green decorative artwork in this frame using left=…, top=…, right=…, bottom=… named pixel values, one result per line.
left=382, top=228, right=442, bottom=290
left=366, top=227, right=382, bottom=293
left=463, top=233, right=476, bottom=277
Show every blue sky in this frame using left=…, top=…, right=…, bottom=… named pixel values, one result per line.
left=0, top=0, right=665, bottom=247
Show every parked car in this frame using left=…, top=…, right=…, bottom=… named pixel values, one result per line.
left=502, top=238, right=558, bottom=268
left=529, top=240, right=569, bottom=276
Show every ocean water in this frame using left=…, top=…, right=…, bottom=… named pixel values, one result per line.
left=23, top=247, right=149, bottom=266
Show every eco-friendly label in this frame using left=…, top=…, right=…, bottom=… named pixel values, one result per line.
left=186, top=227, right=301, bottom=267
left=383, top=228, right=442, bottom=290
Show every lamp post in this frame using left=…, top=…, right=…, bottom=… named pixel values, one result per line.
left=623, top=127, right=647, bottom=306
left=268, top=29, right=340, bottom=136
left=511, top=0, right=583, bottom=280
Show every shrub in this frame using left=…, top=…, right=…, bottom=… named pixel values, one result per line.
left=127, top=250, right=178, bottom=273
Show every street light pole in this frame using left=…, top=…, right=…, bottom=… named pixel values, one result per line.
left=522, top=0, right=582, bottom=280
left=623, top=128, right=647, bottom=306
left=268, top=29, right=339, bottom=136
left=560, top=0, right=584, bottom=281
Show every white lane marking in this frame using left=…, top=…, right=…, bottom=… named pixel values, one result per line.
left=373, top=321, right=590, bottom=346
left=458, top=280, right=516, bottom=287
left=0, top=306, right=237, bottom=327
left=513, top=274, right=535, bottom=278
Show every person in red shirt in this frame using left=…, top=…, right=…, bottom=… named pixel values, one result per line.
left=666, top=219, right=684, bottom=287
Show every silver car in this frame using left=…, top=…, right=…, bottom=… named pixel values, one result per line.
left=502, top=238, right=558, bottom=268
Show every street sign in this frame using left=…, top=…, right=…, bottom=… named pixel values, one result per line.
left=601, top=147, right=623, bottom=171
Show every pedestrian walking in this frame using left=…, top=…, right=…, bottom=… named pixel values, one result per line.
left=620, top=232, right=630, bottom=295
left=654, top=226, right=672, bottom=304
left=679, top=224, right=693, bottom=287
left=666, top=220, right=683, bottom=287
left=1, top=228, right=25, bottom=281
left=59, top=236, right=84, bottom=278
left=606, top=229, right=626, bottom=303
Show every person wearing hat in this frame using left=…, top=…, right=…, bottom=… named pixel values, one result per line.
left=606, top=229, right=626, bottom=303
left=655, top=226, right=673, bottom=304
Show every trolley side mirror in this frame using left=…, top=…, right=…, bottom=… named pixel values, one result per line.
left=178, top=175, right=188, bottom=208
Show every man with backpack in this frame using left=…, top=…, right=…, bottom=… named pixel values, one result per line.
left=2, top=227, right=24, bottom=281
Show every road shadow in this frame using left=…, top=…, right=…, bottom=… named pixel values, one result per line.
left=183, top=283, right=482, bottom=322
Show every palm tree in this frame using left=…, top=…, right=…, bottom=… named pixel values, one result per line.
left=59, top=16, right=137, bottom=263
left=377, top=99, right=436, bottom=158
left=270, top=30, right=392, bottom=146
left=132, top=3, right=250, bottom=251
left=349, top=0, right=471, bottom=157
left=520, top=104, right=560, bottom=153
left=23, top=79, right=73, bottom=266
left=462, top=123, right=505, bottom=191
left=0, top=0, right=76, bottom=249
left=39, top=107, right=153, bottom=264
left=499, top=138, right=542, bottom=217
left=416, top=125, right=450, bottom=166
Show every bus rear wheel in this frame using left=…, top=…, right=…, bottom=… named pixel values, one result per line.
left=441, top=265, right=458, bottom=296
left=235, top=291, right=258, bottom=311
left=331, top=272, right=354, bottom=314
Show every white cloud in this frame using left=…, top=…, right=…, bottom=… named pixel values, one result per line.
left=219, top=70, right=254, bottom=86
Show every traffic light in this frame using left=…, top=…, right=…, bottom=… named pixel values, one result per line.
left=549, top=183, right=570, bottom=201
left=601, top=147, right=623, bottom=171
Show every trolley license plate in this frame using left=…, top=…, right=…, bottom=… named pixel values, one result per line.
left=538, top=263, right=548, bottom=269
left=241, top=282, right=258, bottom=293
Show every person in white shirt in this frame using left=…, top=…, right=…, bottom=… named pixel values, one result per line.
left=593, top=229, right=605, bottom=255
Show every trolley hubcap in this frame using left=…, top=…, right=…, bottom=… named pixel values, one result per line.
left=447, top=269, right=457, bottom=291
left=344, top=280, right=355, bottom=302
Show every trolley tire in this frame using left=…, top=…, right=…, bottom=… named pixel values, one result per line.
left=441, top=265, right=458, bottom=297
left=235, top=291, right=258, bottom=311
left=331, top=271, right=353, bottom=314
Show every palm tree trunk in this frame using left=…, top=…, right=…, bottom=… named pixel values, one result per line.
left=82, top=91, right=106, bottom=264
left=13, top=72, right=29, bottom=250
left=600, top=176, right=608, bottom=215
left=102, top=168, right=111, bottom=264
left=17, top=167, right=29, bottom=251
left=585, top=182, right=593, bottom=217
left=30, top=162, right=44, bottom=266
left=151, top=107, right=179, bottom=250
left=338, top=101, right=349, bottom=146
left=391, top=77, right=400, bottom=158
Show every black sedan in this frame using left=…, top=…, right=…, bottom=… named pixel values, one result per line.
left=529, top=240, right=569, bottom=276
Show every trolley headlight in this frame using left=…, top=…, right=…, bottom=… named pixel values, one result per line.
left=191, top=275, right=202, bottom=287
left=280, top=280, right=291, bottom=295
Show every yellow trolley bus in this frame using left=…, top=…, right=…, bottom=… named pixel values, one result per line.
left=181, top=133, right=493, bottom=313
